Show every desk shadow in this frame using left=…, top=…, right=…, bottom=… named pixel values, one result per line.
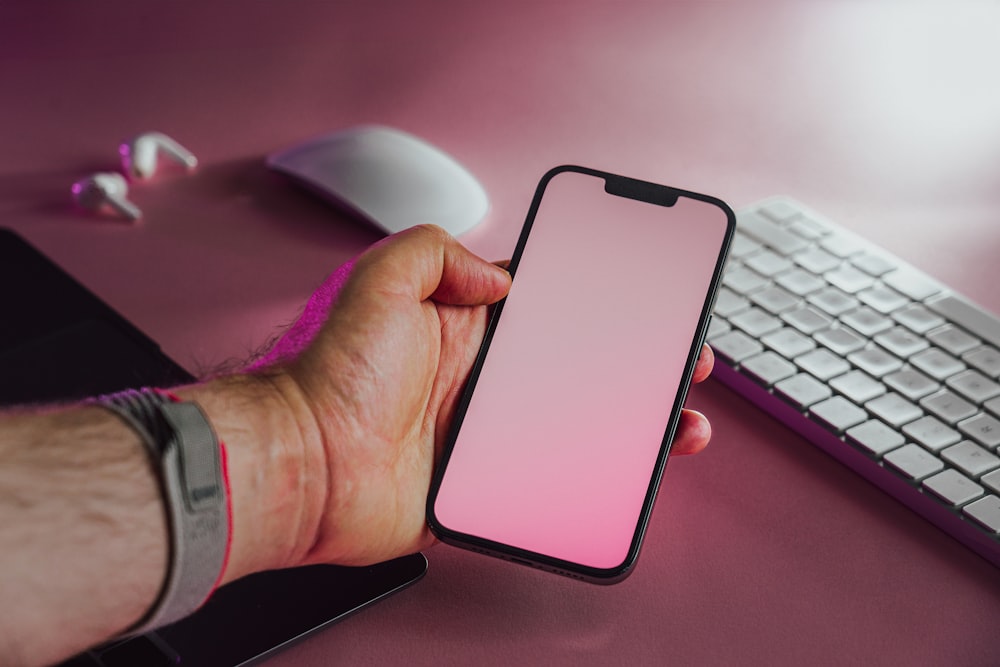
left=174, top=156, right=383, bottom=250
left=404, top=551, right=630, bottom=651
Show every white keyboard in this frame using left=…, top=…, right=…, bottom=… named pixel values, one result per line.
left=710, top=197, right=1000, bottom=567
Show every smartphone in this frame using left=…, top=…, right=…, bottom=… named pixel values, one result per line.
left=426, top=166, right=735, bottom=583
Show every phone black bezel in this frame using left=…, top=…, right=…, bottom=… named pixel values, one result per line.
left=427, top=165, right=736, bottom=583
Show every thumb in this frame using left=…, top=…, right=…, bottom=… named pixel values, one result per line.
left=361, top=224, right=511, bottom=306
left=432, top=234, right=512, bottom=306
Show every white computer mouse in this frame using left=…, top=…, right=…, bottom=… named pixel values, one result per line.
left=266, top=125, right=489, bottom=236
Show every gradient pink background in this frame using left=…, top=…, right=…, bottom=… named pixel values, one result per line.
left=435, top=172, right=729, bottom=570
left=2, top=1, right=999, bottom=665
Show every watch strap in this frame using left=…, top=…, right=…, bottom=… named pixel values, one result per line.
left=93, top=388, right=230, bottom=633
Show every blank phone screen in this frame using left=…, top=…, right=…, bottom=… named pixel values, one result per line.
left=432, top=168, right=732, bottom=572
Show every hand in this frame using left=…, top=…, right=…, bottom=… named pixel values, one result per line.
left=275, top=224, right=514, bottom=566
left=0, top=224, right=714, bottom=664
left=218, top=225, right=715, bottom=574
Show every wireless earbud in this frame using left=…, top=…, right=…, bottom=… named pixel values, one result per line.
left=119, top=131, right=198, bottom=180
left=71, top=172, right=142, bottom=221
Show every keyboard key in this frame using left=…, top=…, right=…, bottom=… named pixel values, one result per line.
left=742, top=352, right=798, bottom=387
left=710, top=330, right=763, bottom=364
left=775, top=268, right=826, bottom=296
left=963, top=495, right=1000, bottom=534
left=750, top=285, right=800, bottom=314
left=884, top=443, right=944, bottom=481
left=983, top=469, right=1000, bottom=494
left=713, top=287, right=750, bottom=318
left=815, top=326, right=866, bottom=355
left=825, top=265, right=875, bottom=293
left=746, top=249, right=794, bottom=277
left=884, top=368, right=939, bottom=401
left=808, top=287, right=859, bottom=317
left=851, top=252, right=896, bottom=277
left=775, top=373, right=832, bottom=409
left=988, top=396, right=1000, bottom=419
left=762, top=327, right=816, bottom=359
left=958, top=413, right=1000, bottom=451
left=788, top=217, right=829, bottom=240
left=723, top=267, right=770, bottom=295
left=730, top=307, right=783, bottom=337
left=781, top=305, right=833, bottom=335
left=738, top=209, right=809, bottom=255
left=921, top=389, right=978, bottom=425
left=810, top=396, right=868, bottom=433
left=927, top=324, right=980, bottom=356
left=846, top=419, right=905, bottom=458
left=759, top=200, right=802, bottom=223
left=730, top=232, right=763, bottom=258
left=857, top=286, right=909, bottom=314
left=875, top=326, right=929, bottom=358
left=946, top=370, right=1000, bottom=404
left=892, top=304, right=945, bottom=334
left=796, top=348, right=851, bottom=381
left=819, top=233, right=862, bottom=258
left=707, top=317, right=731, bottom=339
left=794, top=247, right=841, bottom=274
left=941, top=441, right=1000, bottom=478
left=926, top=294, right=1000, bottom=348
left=922, top=469, right=983, bottom=507
left=883, top=267, right=942, bottom=301
left=902, top=415, right=960, bottom=452
left=910, top=348, right=965, bottom=381
left=963, top=345, right=1000, bottom=379
left=865, top=392, right=922, bottom=428
left=840, top=306, right=893, bottom=337
left=848, top=346, right=903, bottom=378
left=830, top=370, right=885, bottom=404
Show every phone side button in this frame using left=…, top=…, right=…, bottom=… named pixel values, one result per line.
left=699, top=317, right=712, bottom=352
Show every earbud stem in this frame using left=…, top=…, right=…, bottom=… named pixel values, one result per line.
left=108, top=196, right=142, bottom=221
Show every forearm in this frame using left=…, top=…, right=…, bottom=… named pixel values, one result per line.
left=0, top=405, right=166, bottom=666
left=0, top=373, right=320, bottom=667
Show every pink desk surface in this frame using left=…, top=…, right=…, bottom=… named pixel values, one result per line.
left=3, top=1, right=1000, bottom=664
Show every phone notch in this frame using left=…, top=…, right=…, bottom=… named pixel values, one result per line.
left=603, top=174, right=679, bottom=208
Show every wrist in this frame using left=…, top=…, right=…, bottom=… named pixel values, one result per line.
left=172, top=371, right=326, bottom=585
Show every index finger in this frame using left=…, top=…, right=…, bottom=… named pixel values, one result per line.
left=692, top=343, right=714, bottom=384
